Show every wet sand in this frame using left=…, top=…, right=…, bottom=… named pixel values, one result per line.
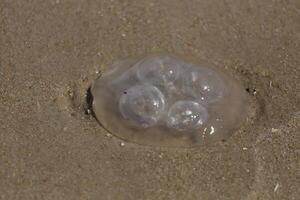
left=0, top=0, right=299, bottom=199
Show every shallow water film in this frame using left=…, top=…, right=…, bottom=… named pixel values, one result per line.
left=91, top=55, right=247, bottom=147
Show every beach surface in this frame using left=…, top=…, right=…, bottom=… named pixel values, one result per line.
left=0, top=0, right=299, bottom=199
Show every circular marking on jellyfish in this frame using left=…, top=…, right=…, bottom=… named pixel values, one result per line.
left=119, top=84, right=166, bottom=128
left=136, top=55, right=182, bottom=92
left=167, top=100, right=208, bottom=131
left=182, top=66, right=226, bottom=103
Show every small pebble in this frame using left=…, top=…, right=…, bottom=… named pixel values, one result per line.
left=271, top=128, right=280, bottom=133
left=86, top=109, right=91, bottom=115
left=274, top=183, right=279, bottom=192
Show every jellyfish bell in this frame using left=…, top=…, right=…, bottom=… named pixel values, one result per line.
left=91, top=54, right=247, bottom=147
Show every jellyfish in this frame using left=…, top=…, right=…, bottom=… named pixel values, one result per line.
left=91, top=55, right=247, bottom=147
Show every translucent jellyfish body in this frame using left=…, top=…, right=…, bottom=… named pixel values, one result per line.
left=91, top=55, right=247, bottom=147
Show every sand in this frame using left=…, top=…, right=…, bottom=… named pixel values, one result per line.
left=0, top=0, right=299, bottom=199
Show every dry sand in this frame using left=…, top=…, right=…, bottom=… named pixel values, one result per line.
left=0, top=0, right=299, bottom=199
